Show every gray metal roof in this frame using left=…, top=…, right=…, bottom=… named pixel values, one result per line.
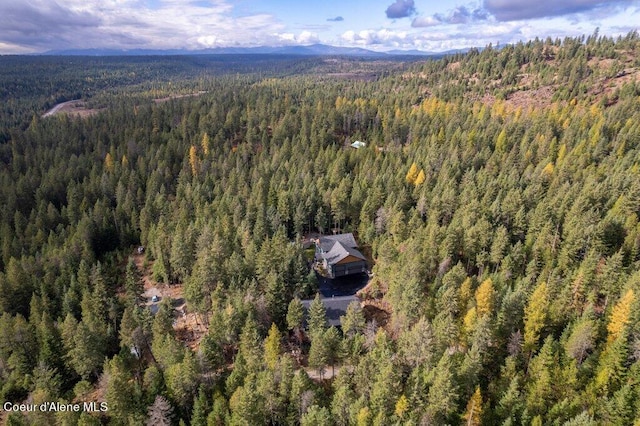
left=323, top=241, right=366, bottom=266
left=302, top=295, right=358, bottom=327
left=318, top=233, right=358, bottom=252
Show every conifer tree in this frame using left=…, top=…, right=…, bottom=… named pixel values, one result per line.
left=475, top=277, right=496, bottom=317
left=125, top=257, right=144, bottom=307
left=607, top=289, right=634, bottom=344
left=264, top=323, right=282, bottom=370
left=425, top=353, right=458, bottom=424
left=201, top=133, right=210, bottom=156
left=307, top=294, right=327, bottom=339
left=146, top=396, right=174, bottom=426
left=463, top=387, right=483, bottom=426
left=191, top=385, right=209, bottom=426
left=189, top=145, right=198, bottom=176
left=340, top=301, right=366, bottom=338
left=405, top=162, right=419, bottom=185
left=286, top=298, right=304, bottom=332
left=524, top=281, right=549, bottom=352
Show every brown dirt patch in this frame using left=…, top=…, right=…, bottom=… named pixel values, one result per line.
left=505, top=85, right=555, bottom=110
left=133, top=253, right=207, bottom=350
left=447, top=61, right=461, bottom=71
left=42, top=100, right=103, bottom=118
left=362, top=304, right=390, bottom=328
left=153, top=91, right=207, bottom=103
left=325, top=73, right=377, bottom=81
left=588, top=57, right=616, bottom=70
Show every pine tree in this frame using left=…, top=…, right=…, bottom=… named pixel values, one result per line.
left=308, top=331, right=328, bottom=379
left=301, top=405, right=332, bottom=426
left=265, top=273, right=288, bottom=327
left=394, top=394, right=408, bottom=420
left=595, top=330, right=629, bottom=394
left=146, top=396, right=174, bottom=426
left=323, top=327, right=341, bottom=378
left=191, top=385, right=209, bottom=426
left=124, top=257, right=144, bottom=307
left=165, top=349, right=200, bottom=409
left=36, top=312, right=65, bottom=374
left=239, top=315, right=264, bottom=373
left=307, top=293, right=327, bottom=339
left=208, top=391, right=231, bottom=426
left=189, top=145, right=198, bottom=176
left=264, top=323, right=282, bottom=370
left=105, top=354, right=140, bottom=424
left=405, top=163, right=419, bottom=184
left=414, top=169, right=426, bottom=186
left=425, top=353, right=458, bottom=424
left=475, top=277, right=496, bottom=317
left=287, top=298, right=304, bottom=332
left=105, top=153, right=114, bottom=173
left=607, top=289, right=634, bottom=344
left=69, top=321, right=104, bottom=380
left=340, top=300, right=365, bottom=338
left=201, top=133, right=210, bottom=156
left=463, top=387, right=483, bottom=426
left=524, top=281, right=548, bottom=352
left=565, top=315, right=595, bottom=364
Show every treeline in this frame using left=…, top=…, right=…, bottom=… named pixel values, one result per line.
left=1, top=32, right=640, bottom=424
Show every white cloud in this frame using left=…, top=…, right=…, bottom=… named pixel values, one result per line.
left=0, top=0, right=282, bottom=52
left=298, top=31, right=320, bottom=44
left=275, top=31, right=320, bottom=45
left=334, top=2, right=639, bottom=52
left=341, top=29, right=407, bottom=46
left=411, top=16, right=441, bottom=27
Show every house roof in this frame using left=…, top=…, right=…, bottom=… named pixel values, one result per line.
left=302, top=295, right=358, bottom=327
left=323, top=241, right=366, bottom=266
left=318, top=233, right=358, bottom=252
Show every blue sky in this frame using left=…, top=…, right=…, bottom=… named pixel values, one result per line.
left=0, top=0, right=638, bottom=54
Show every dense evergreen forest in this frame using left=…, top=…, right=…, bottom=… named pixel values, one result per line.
left=1, top=32, right=640, bottom=425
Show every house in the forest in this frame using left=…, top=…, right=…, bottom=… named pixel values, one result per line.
left=315, top=233, right=367, bottom=279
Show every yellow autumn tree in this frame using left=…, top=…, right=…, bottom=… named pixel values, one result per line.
left=495, top=128, right=507, bottom=152
left=104, top=152, right=114, bottom=173
left=463, top=306, right=477, bottom=336
left=557, top=143, right=567, bottom=163
left=475, top=278, right=495, bottom=317
left=542, top=162, right=555, bottom=177
left=201, top=133, right=210, bottom=156
left=356, top=407, right=370, bottom=426
left=524, top=282, right=548, bottom=352
left=607, top=289, right=634, bottom=344
left=189, top=145, right=198, bottom=176
left=414, top=169, right=426, bottom=186
left=395, top=394, right=408, bottom=419
left=406, top=162, right=419, bottom=184
left=462, top=387, right=482, bottom=426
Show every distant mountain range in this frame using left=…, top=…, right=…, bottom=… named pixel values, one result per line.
left=42, top=44, right=467, bottom=57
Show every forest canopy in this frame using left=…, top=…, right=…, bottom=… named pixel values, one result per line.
left=1, top=31, right=640, bottom=425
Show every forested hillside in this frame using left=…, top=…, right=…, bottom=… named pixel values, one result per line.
left=1, top=32, right=640, bottom=425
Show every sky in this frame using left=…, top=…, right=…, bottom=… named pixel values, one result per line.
left=0, top=0, right=638, bottom=54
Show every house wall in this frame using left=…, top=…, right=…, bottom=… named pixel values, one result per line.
left=331, top=260, right=367, bottom=277
left=335, top=255, right=364, bottom=265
